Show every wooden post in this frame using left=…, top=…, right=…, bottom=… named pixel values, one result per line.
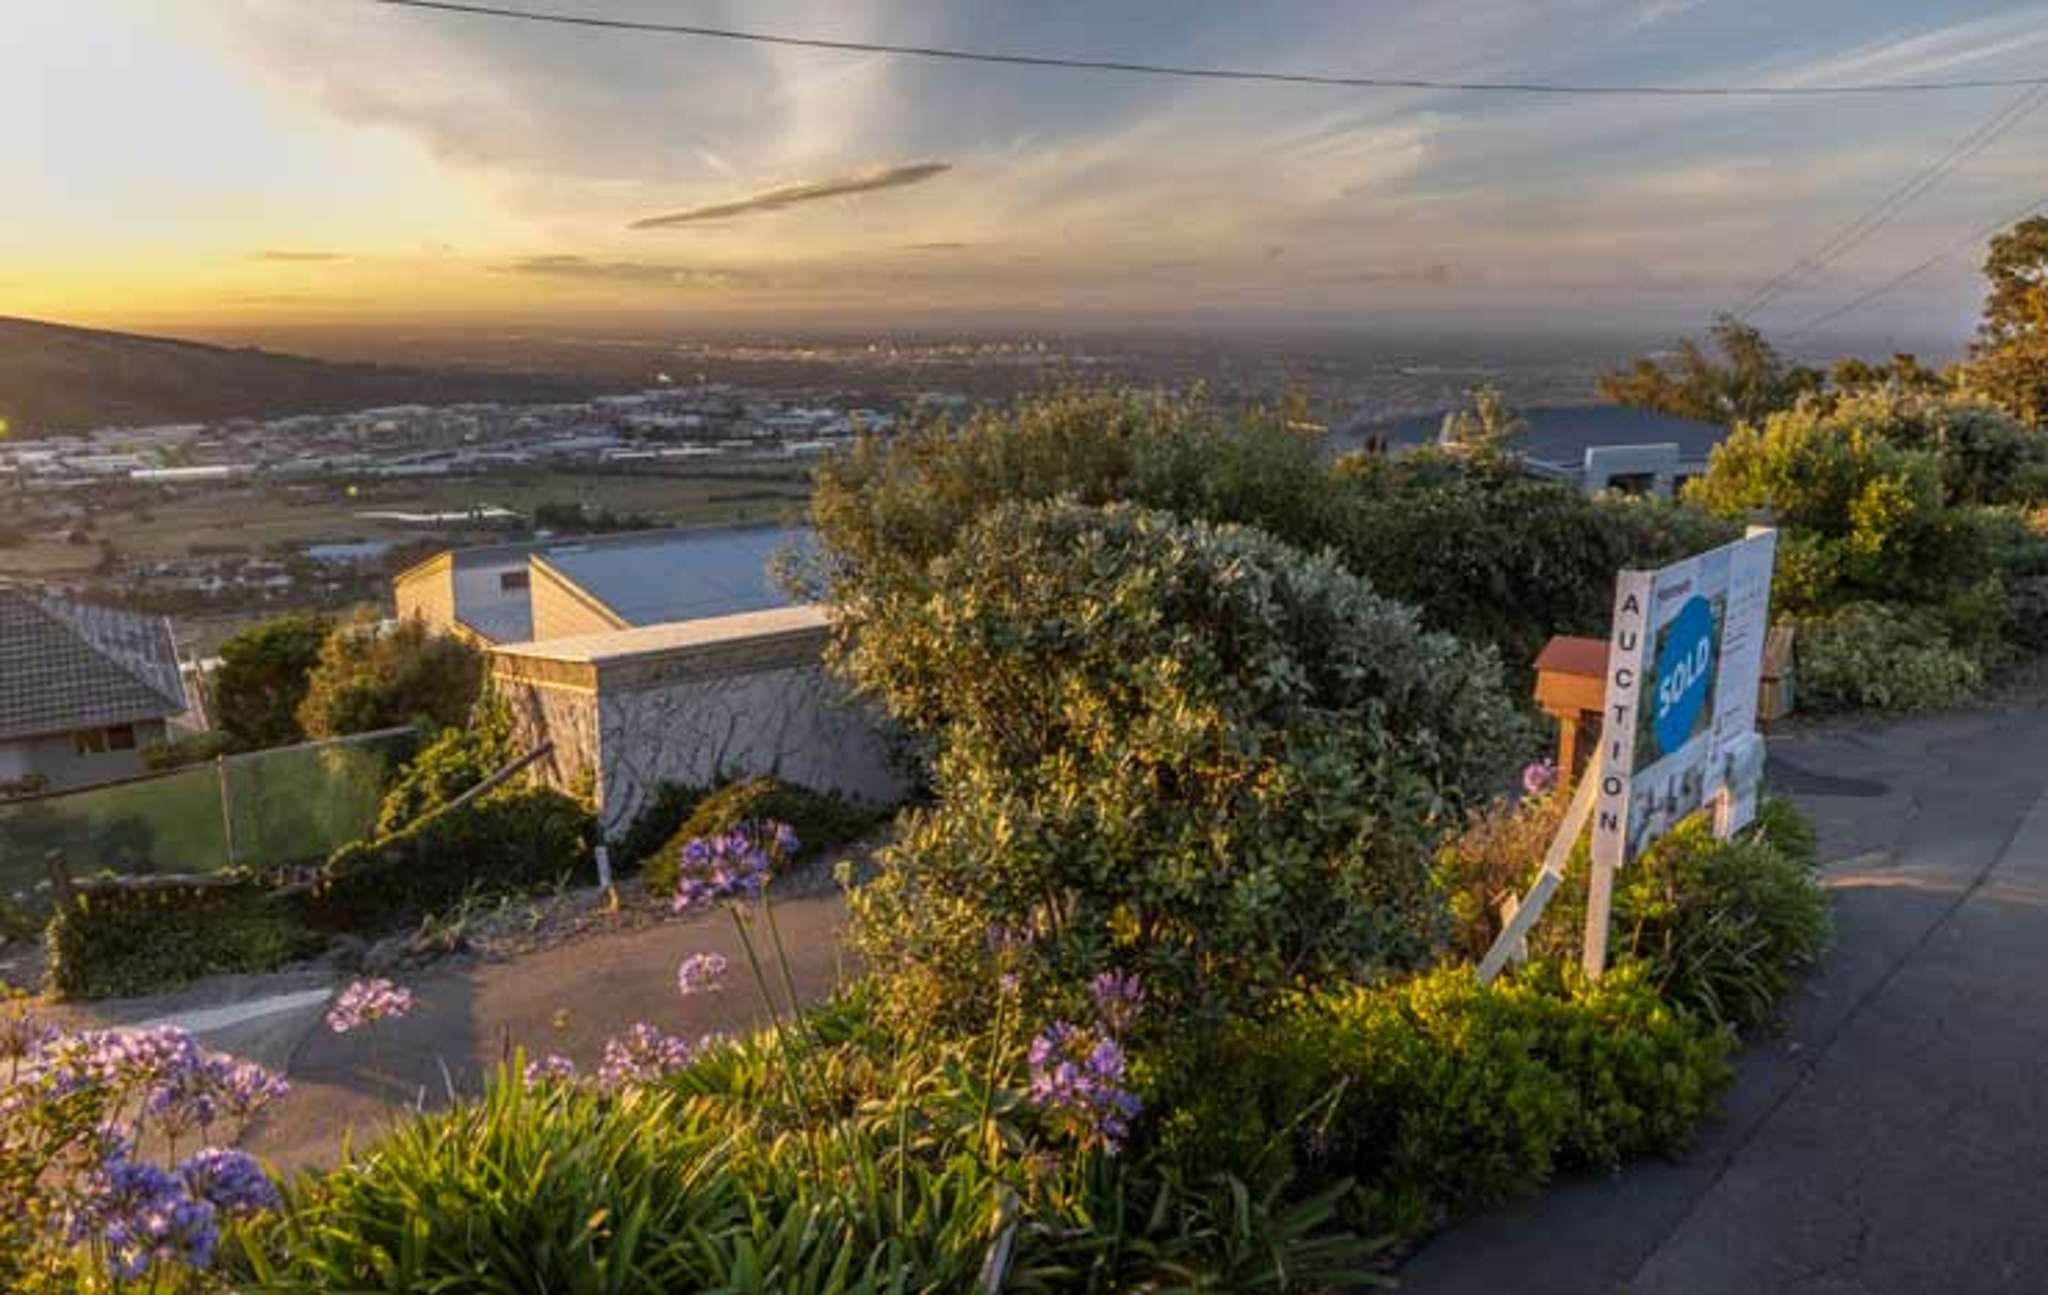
left=1581, top=845, right=1617, bottom=979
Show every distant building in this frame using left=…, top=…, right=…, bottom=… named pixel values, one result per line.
left=0, top=589, right=189, bottom=793
left=1341, top=403, right=1729, bottom=497
left=393, top=524, right=808, bottom=647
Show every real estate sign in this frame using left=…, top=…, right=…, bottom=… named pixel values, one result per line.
left=1590, top=527, right=1778, bottom=871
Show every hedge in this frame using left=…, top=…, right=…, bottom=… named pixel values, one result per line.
left=46, top=880, right=311, bottom=1000
left=300, top=787, right=597, bottom=933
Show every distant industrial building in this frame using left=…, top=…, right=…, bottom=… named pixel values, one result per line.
left=393, top=524, right=808, bottom=646
left=1340, top=403, right=1729, bottom=497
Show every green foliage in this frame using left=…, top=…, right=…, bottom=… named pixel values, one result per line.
left=611, top=780, right=709, bottom=872
left=302, top=787, right=595, bottom=933
left=141, top=730, right=233, bottom=772
left=373, top=691, right=518, bottom=835
left=296, top=613, right=482, bottom=739
left=45, top=881, right=308, bottom=999
left=1158, top=961, right=1732, bottom=1239
left=232, top=1030, right=1389, bottom=1294
left=641, top=776, right=889, bottom=897
left=1432, top=789, right=1569, bottom=964
left=1795, top=602, right=1985, bottom=713
left=1435, top=384, right=1529, bottom=463
left=1536, top=800, right=1830, bottom=1034
left=845, top=501, right=1523, bottom=1032
left=1333, top=451, right=1735, bottom=680
left=213, top=612, right=332, bottom=750
left=1963, top=215, right=2048, bottom=428
left=1597, top=316, right=1823, bottom=425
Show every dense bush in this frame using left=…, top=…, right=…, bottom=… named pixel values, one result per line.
left=804, top=386, right=1730, bottom=690
left=302, top=787, right=595, bottom=933
left=1156, top=960, right=1733, bottom=1238
left=45, top=881, right=310, bottom=999
left=1531, top=799, right=1830, bottom=1034
left=641, top=776, right=889, bottom=896
left=1331, top=451, right=1736, bottom=677
left=297, top=613, right=483, bottom=739
left=1795, top=602, right=1985, bottom=713
left=611, top=780, right=709, bottom=872
left=373, top=692, right=518, bottom=835
left=141, top=730, right=234, bottom=772
left=846, top=500, right=1525, bottom=1032
left=213, top=612, right=332, bottom=750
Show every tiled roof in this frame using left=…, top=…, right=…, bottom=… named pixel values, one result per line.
left=0, top=589, right=189, bottom=742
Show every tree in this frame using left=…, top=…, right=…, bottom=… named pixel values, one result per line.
left=842, top=501, right=1523, bottom=1030
left=1829, top=353, right=1949, bottom=398
left=213, top=613, right=332, bottom=750
left=1435, top=384, right=1528, bottom=462
left=1963, top=216, right=2048, bottom=427
left=296, top=613, right=483, bottom=739
left=1597, top=315, right=1822, bottom=425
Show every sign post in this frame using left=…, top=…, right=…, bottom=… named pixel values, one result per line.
left=1479, top=528, right=1779, bottom=984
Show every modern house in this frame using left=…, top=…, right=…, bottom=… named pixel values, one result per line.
left=393, top=524, right=807, bottom=646
left=0, top=588, right=190, bottom=794
left=1339, top=403, right=1729, bottom=497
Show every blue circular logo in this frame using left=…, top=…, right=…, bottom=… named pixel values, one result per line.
left=1653, top=596, right=1716, bottom=754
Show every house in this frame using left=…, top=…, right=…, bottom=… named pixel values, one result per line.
left=1339, top=403, right=1730, bottom=497
left=0, top=588, right=190, bottom=794
left=393, top=523, right=808, bottom=646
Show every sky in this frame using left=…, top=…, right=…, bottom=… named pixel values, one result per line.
left=6, top=0, right=2048, bottom=339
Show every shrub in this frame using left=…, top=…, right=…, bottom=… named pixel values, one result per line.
left=373, top=692, right=518, bottom=835
left=141, top=730, right=233, bottom=772
left=297, top=613, right=482, bottom=739
left=1433, top=788, right=1569, bottom=964
left=1795, top=602, right=1984, bottom=712
left=1534, top=800, right=1830, bottom=1034
left=610, top=780, right=708, bottom=873
left=301, top=787, right=595, bottom=933
left=845, top=501, right=1525, bottom=1032
left=45, top=881, right=309, bottom=999
left=641, top=776, right=889, bottom=897
left=1332, top=452, right=1735, bottom=678
left=214, top=612, right=332, bottom=751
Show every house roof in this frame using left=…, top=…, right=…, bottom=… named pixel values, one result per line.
left=1344, top=403, right=1729, bottom=470
left=0, top=588, right=188, bottom=742
left=493, top=604, right=830, bottom=665
left=538, top=525, right=809, bottom=628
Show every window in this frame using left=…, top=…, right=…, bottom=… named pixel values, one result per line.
left=499, top=570, right=531, bottom=593
left=107, top=725, right=137, bottom=751
left=73, top=729, right=108, bottom=755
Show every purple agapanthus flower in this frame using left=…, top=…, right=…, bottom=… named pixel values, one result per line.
left=523, top=1053, right=580, bottom=1087
left=670, top=821, right=796, bottom=912
left=1089, top=970, right=1146, bottom=1035
left=178, top=1147, right=281, bottom=1218
left=326, top=979, right=415, bottom=1034
left=204, top=1055, right=290, bottom=1127
left=597, top=1023, right=694, bottom=1090
left=1522, top=759, right=1559, bottom=796
left=1026, top=1021, right=1143, bottom=1153
left=69, top=1153, right=219, bottom=1278
left=676, top=952, right=730, bottom=996
left=0, top=1003, right=57, bottom=1062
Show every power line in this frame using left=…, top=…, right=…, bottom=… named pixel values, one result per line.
left=375, top=0, right=2048, bottom=98
left=1731, top=84, right=2048, bottom=320
left=1785, top=192, right=2048, bottom=338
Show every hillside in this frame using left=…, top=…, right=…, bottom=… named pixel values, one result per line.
left=0, top=316, right=596, bottom=432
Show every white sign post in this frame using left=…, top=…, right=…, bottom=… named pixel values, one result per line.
left=1479, top=528, right=1779, bottom=984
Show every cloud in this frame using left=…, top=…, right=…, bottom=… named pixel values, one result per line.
left=253, top=249, right=351, bottom=262
left=631, top=162, right=952, bottom=229
left=1328, top=263, right=1456, bottom=287
left=497, top=255, right=739, bottom=287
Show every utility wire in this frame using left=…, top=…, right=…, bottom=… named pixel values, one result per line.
left=375, top=0, right=2048, bottom=98
left=1732, top=84, right=2048, bottom=320
left=1785, top=192, right=2048, bottom=338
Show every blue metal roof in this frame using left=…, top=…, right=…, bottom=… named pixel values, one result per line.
left=539, top=525, right=809, bottom=626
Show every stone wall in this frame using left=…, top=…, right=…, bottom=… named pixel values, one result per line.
left=492, top=607, right=909, bottom=839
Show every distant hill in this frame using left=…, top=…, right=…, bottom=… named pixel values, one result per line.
left=0, top=315, right=597, bottom=433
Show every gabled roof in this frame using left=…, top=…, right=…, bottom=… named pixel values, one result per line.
left=0, top=588, right=189, bottom=742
